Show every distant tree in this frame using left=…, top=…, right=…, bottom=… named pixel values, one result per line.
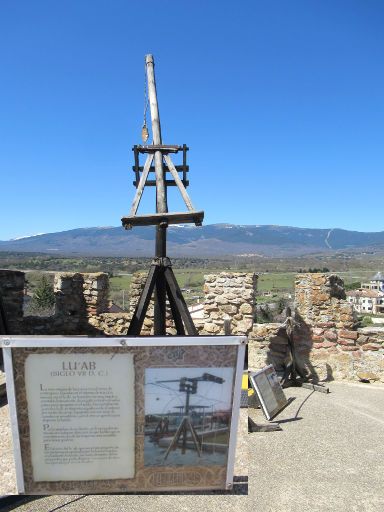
left=345, top=281, right=361, bottom=291
left=30, top=276, right=55, bottom=312
left=277, top=297, right=288, bottom=314
left=257, top=304, right=274, bottom=323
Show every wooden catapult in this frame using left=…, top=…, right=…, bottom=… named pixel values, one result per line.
left=122, top=55, right=204, bottom=336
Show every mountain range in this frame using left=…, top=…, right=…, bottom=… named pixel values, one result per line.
left=1, top=224, right=384, bottom=258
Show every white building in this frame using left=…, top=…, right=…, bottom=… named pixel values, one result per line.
left=347, top=272, right=384, bottom=314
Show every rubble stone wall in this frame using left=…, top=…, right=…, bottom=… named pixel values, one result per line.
left=201, top=272, right=257, bottom=335
left=0, top=270, right=24, bottom=334
left=0, top=269, right=257, bottom=338
left=249, top=273, right=384, bottom=382
left=2, top=267, right=383, bottom=381
left=127, top=271, right=257, bottom=336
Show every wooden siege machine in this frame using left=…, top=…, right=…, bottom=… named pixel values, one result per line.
left=122, top=55, right=204, bottom=336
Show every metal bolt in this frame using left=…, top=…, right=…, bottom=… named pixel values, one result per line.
left=120, top=340, right=127, bottom=346
left=3, top=339, right=11, bottom=346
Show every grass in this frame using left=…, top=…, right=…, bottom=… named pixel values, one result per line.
left=106, top=270, right=298, bottom=307
left=110, top=275, right=132, bottom=291
left=257, top=272, right=295, bottom=292
left=22, top=266, right=381, bottom=310
left=334, top=269, right=379, bottom=286
left=109, top=270, right=206, bottom=307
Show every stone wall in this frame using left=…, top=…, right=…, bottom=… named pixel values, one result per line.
left=249, top=323, right=288, bottom=372
left=201, top=272, right=257, bottom=335
left=2, top=267, right=383, bottom=381
left=5, top=272, right=113, bottom=336
left=0, top=269, right=257, bottom=338
left=249, top=273, right=384, bottom=382
left=0, top=270, right=24, bottom=334
left=127, top=272, right=176, bottom=335
left=125, top=271, right=257, bottom=336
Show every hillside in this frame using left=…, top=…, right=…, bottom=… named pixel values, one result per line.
left=1, top=224, right=384, bottom=258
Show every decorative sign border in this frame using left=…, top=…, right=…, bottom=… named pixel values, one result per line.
left=1, top=336, right=245, bottom=494
left=249, top=365, right=288, bottom=420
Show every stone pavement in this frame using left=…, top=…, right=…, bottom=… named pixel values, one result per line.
left=249, top=381, right=384, bottom=512
left=2, top=382, right=384, bottom=511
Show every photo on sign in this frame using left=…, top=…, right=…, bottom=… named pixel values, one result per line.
left=144, top=367, right=234, bottom=467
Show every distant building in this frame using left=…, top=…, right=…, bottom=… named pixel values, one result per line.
left=189, top=303, right=204, bottom=319
left=361, top=272, right=384, bottom=292
left=346, top=272, right=384, bottom=314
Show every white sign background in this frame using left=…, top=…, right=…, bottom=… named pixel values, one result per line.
left=25, top=353, right=135, bottom=481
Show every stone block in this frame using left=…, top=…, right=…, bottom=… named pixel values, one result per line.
left=338, top=330, right=358, bottom=340
left=203, top=322, right=221, bottom=334
left=361, top=344, right=382, bottom=351
left=338, top=338, right=355, bottom=346
left=324, top=330, right=338, bottom=341
left=322, top=341, right=337, bottom=348
left=239, top=303, right=253, bottom=314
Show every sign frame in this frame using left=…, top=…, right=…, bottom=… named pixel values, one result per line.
left=1, top=335, right=245, bottom=495
left=249, top=365, right=288, bottom=421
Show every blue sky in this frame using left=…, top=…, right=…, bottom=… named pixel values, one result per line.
left=1, top=0, right=383, bottom=240
left=145, top=367, right=234, bottom=415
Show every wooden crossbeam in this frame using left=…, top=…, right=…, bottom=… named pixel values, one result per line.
left=133, top=180, right=190, bottom=188
left=136, top=145, right=183, bottom=153
left=122, top=211, right=204, bottom=229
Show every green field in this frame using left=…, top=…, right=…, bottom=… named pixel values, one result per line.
left=33, top=268, right=374, bottom=311
left=109, top=269, right=207, bottom=308
left=109, top=270, right=298, bottom=308
left=257, top=273, right=295, bottom=292
left=3, top=249, right=381, bottom=311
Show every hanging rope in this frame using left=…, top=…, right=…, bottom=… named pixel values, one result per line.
left=141, top=62, right=149, bottom=143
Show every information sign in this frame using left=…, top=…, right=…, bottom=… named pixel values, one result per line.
left=1, top=335, right=245, bottom=494
left=249, top=365, right=288, bottom=420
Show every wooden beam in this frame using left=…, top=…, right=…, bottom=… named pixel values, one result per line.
left=145, top=54, right=167, bottom=214
left=145, top=54, right=168, bottom=330
left=129, top=154, right=154, bottom=216
left=127, top=265, right=159, bottom=335
left=136, top=145, right=183, bottom=153
left=166, top=280, right=186, bottom=335
left=164, top=267, right=197, bottom=335
left=133, top=180, right=190, bottom=188
left=164, top=154, right=195, bottom=212
left=131, top=165, right=189, bottom=173
left=122, top=211, right=204, bottom=229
